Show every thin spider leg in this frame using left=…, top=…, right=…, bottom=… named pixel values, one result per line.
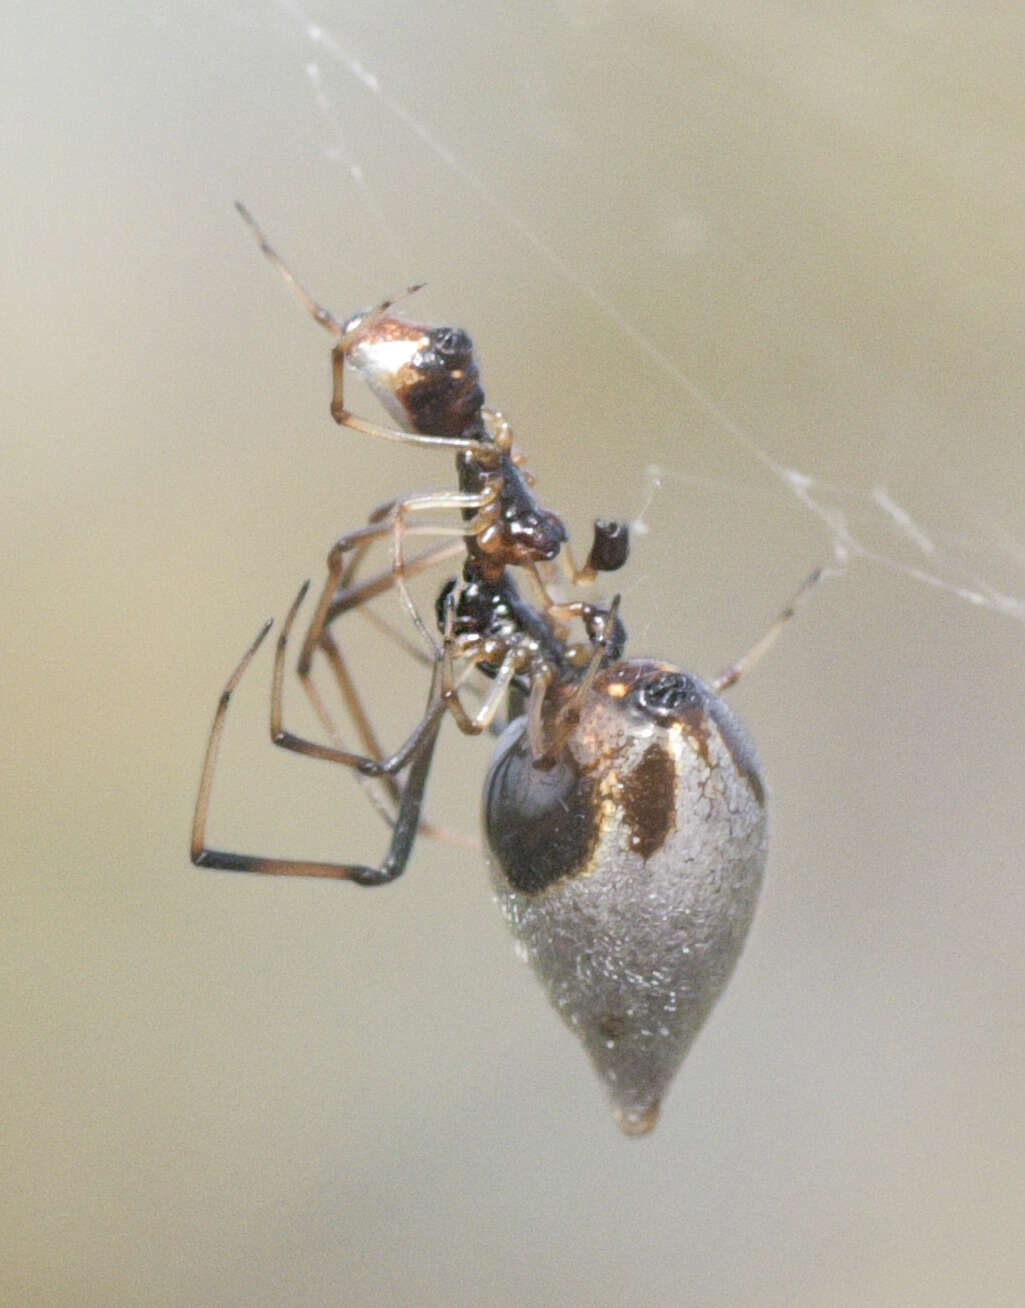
left=712, top=567, right=824, bottom=693
left=311, top=625, right=481, bottom=852
left=299, top=553, right=350, bottom=678
left=441, top=643, right=522, bottom=737
left=312, top=631, right=395, bottom=777
left=334, top=496, right=402, bottom=594
left=236, top=201, right=421, bottom=343
left=526, top=663, right=554, bottom=761
left=350, top=604, right=508, bottom=734
left=298, top=489, right=494, bottom=676
left=190, top=613, right=442, bottom=883
left=301, top=540, right=461, bottom=808
left=272, top=581, right=445, bottom=778
left=278, top=557, right=481, bottom=845
left=236, top=202, right=346, bottom=336
left=298, top=629, right=402, bottom=828
left=389, top=493, right=434, bottom=653
left=380, top=484, right=504, bottom=654
left=331, top=501, right=484, bottom=592
left=295, top=514, right=415, bottom=679
left=561, top=594, right=621, bottom=712
left=336, top=484, right=498, bottom=593
left=326, top=540, right=465, bottom=627
left=191, top=618, right=274, bottom=867
left=329, top=348, right=491, bottom=455
left=435, top=592, right=529, bottom=738
left=357, top=604, right=435, bottom=669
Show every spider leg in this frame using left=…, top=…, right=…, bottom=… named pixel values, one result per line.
left=290, top=529, right=484, bottom=845
left=298, top=488, right=495, bottom=677
left=294, top=536, right=463, bottom=800
left=440, top=638, right=522, bottom=737
left=301, top=550, right=451, bottom=818
left=308, top=622, right=483, bottom=853
left=236, top=201, right=348, bottom=337
left=711, top=567, right=824, bottom=693
left=323, top=540, right=465, bottom=633
left=329, top=345, right=491, bottom=454
left=297, top=627, right=404, bottom=830
left=272, top=581, right=444, bottom=778
left=190, top=615, right=443, bottom=884
left=236, top=200, right=423, bottom=346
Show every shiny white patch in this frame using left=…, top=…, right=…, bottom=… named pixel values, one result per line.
left=347, top=334, right=428, bottom=428
left=350, top=334, right=425, bottom=384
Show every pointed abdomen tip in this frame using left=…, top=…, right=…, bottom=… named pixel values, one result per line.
left=613, top=1100, right=661, bottom=1137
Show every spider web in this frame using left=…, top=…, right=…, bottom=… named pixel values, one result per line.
left=231, top=0, right=1025, bottom=628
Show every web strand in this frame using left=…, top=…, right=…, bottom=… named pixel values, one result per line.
left=270, top=0, right=1025, bottom=626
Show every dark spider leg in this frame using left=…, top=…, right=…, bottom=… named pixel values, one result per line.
left=290, top=538, right=461, bottom=820
left=271, top=582, right=443, bottom=778
left=310, top=624, right=483, bottom=854
left=292, top=535, right=478, bottom=840
left=190, top=617, right=444, bottom=884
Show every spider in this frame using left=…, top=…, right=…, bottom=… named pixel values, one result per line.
left=190, top=207, right=819, bottom=1134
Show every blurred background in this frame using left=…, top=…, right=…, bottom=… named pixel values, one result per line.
left=4, top=2, right=1025, bottom=1303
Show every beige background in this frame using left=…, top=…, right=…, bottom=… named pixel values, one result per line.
left=4, top=2, right=1025, bottom=1304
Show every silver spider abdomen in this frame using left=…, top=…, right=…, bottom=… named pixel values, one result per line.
left=484, top=660, right=768, bottom=1135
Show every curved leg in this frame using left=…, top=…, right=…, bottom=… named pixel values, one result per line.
left=298, top=628, right=404, bottom=829
left=297, top=488, right=493, bottom=676
left=299, top=600, right=484, bottom=852
left=190, top=614, right=444, bottom=885
left=287, top=527, right=484, bottom=843
left=290, top=538, right=463, bottom=823
left=271, top=582, right=445, bottom=779
left=329, top=350, right=489, bottom=454
left=441, top=644, right=521, bottom=737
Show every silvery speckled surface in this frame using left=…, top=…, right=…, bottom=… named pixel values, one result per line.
left=486, top=668, right=767, bottom=1134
